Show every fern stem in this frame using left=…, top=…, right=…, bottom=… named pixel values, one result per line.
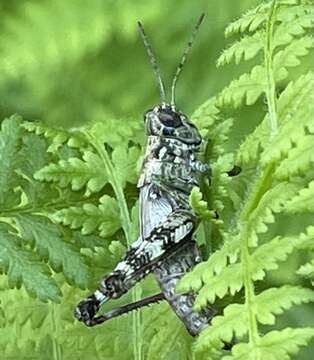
left=236, top=4, right=280, bottom=344
left=264, top=0, right=278, bottom=139
left=241, top=224, right=260, bottom=356
left=85, top=132, right=142, bottom=360
left=239, top=164, right=275, bottom=359
left=51, top=303, right=62, bottom=360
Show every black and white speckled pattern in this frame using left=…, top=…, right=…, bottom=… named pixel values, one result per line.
left=76, top=104, right=214, bottom=334
left=154, top=240, right=216, bottom=336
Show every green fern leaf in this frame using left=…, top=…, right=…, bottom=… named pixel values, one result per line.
left=22, top=121, right=86, bottom=152
left=276, top=2, right=314, bottom=23
left=35, top=151, right=107, bottom=194
left=0, top=115, right=22, bottom=207
left=111, top=144, right=141, bottom=188
left=217, top=65, right=266, bottom=108
left=297, top=260, right=314, bottom=278
left=261, top=72, right=314, bottom=167
left=177, top=235, right=240, bottom=294
left=189, top=187, right=214, bottom=221
left=217, top=32, right=264, bottom=66
left=295, top=226, right=314, bottom=251
left=273, top=10, right=314, bottom=48
left=244, top=182, right=299, bottom=247
left=193, top=232, right=308, bottom=307
left=18, top=133, right=58, bottom=205
left=285, top=181, right=314, bottom=214
left=250, top=234, right=306, bottom=281
left=15, top=214, right=90, bottom=288
left=195, top=286, right=314, bottom=353
left=52, top=194, right=121, bottom=237
left=237, top=72, right=314, bottom=166
left=273, top=36, right=314, bottom=79
left=146, top=304, right=192, bottom=360
left=256, top=286, right=314, bottom=325
left=222, top=328, right=314, bottom=360
left=0, top=0, right=109, bottom=75
left=236, top=120, right=269, bottom=165
left=195, top=302, right=247, bottom=353
left=89, top=118, right=144, bottom=148
left=274, top=136, right=314, bottom=180
left=277, top=71, right=314, bottom=124
left=209, top=120, right=234, bottom=160
left=0, top=224, right=60, bottom=301
left=224, top=3, right=269, bottom=37
left=192, top=97, right=219, bottom=134
left=195, top=262, right=242, bottom=307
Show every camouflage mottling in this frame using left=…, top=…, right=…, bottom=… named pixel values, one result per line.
left=75, top=104, right=213, bottom=335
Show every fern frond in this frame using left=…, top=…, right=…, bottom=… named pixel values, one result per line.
left=273, top=9, right=314, bottom=48
left=0, top=115, right=22, bottom=207
left=276, top=2, right=314, bottom=23
left=196, top=302, right=247, bottom=352
left=177, top=235, right=240, bottom=293
left=237, top=70, right=313, bottom=166
left=15, top=214, right=90, bottom=288
left=273, top=36, right=314, bottom=79
left=89, top=119, right=144, bottom=148
left=196, top=286, right=314, bottom=353
left=189, top=187, right=214, bottom=221
left=295, top=226, right=314, bottom=251
left=261, top=72, right=314, bottom=166
left=0, top=224, right=61, bottom=301
left=224, top=3, right=270, bottom=37
left=195, top=262, right=242, bottom=307
left=0, top=0, right=109, bottom=75
left=222, top=328, right=314, bottom=360
left=192, top=232, right=308, bottom=307
left=250, top=234, right=307, bottom=281
left=35, top=151, right=107, bottom=194
left=277, top=71, right=314, bottom=123
left=22, top=121, right=86, bottom=152
left=244, top=182, right=299, bottom=247
left=209, top=120, right=234, bottom=160
left=191, top=97, right=220, bottom=137
left=111, top=145, right=141, bottom=188
left=274, top=136, right=314, bottom=180
left=217, top=32, right=264, bottom=66
left=256, top=285, right=314, bottom=325
left=52, top=195, right=121, bottom=237
left=217, top=65, right=266, bottom=108
left=236, top=117, right=268, bottom=165
left=297, top=260, right=314, bottom=278
left=210, top=154, right=235, bottom=216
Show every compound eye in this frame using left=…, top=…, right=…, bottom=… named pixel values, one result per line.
left=159, top=110, right=181, bottom=127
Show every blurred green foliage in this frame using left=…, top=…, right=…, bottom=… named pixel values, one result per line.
left=0, top=0, right=260, bottom=127
left=0, top=1, right=313, bottom=360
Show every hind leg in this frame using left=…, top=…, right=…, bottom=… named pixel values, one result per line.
left=154, top=240, right=216, bottom=336
left=75, top=209, right=196, bottom=325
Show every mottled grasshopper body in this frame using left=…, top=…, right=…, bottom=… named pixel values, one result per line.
left=75, top=14, right=216, bottom=336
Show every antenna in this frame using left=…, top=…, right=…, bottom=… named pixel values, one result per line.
left=171, top=13, right=205, bottom=108
left=137, top=21, right=166, bottom=104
